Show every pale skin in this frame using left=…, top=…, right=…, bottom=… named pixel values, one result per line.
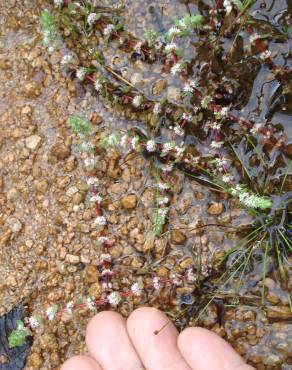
left=61, top=307, right=255, bottom=370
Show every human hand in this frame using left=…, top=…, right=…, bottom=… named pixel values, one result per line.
left=61, top=307, right=255, bottom=370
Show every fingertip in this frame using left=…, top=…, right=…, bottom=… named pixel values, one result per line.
left=61, top=355, right=101, bottom=370
left=178, top=327, right=253, bottom=370
left=86, top=310, right=124, bottom=343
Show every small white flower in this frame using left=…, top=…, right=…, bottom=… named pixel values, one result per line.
left=90, top=194, right=103, bottom=203
left=222, top=174, right=233, bottom=183
left=87, top=177, right=99, bottom=186
left=250, top=123, right=263, bottom=134
left=87, top=13, right=98, bottom=26
left=157, top=182, right=170, bottom=191
left=94, top=79, right=102, bottom=91
left=186, top=269, right=197, bottom=282
left=153, top=276, right=162, bottom=290
left=54, top=0, right=63, bottom=6
left=211, top=121, right=222, bottom=130
left=46, top=304, right=58, bottom=321
left=108, top=291, right=122, bottom=306
left=98, top=236, right=110, bottom=244
left=183, top=82, right=193, bottom=93
left=164, top=42, right=177, bottom=53
left=175, top=146, right=185, bottom=159
left=215, top=157, right=228, bottom=169
left=157, top=208, right=169, bottom=217
left=119, top=134, right=128, bottom=148
left=134, top=41, right=143, bottom=53
left=153, top=102, right=161, bottom=115
left=131, top=136, right=140, bottom=150
left=171, top=63, right=183, bottom=76
left=84, top=157, right=96, bottom=168
left=131, top=281, right=144, bottom=296
left=167, top=27, right=181, bottom=38
left=146, top=140, right=157, bottom=152
left=76, top=67, right=87, bottom=81
left=161, top=163, right=174, bottom=172
left=223, top=0, right=232, bottom=14
left=210, top=141, right=223, bottom=149
left=29, top=316, right=42, bottom=329
left=220, top=107, right=229, bottom=116
left=182, top=113, right=192, bottom=122
left=61, top=54, right=74, bottom=65
left=162, top=141, right=175, bottom=155
left=103, top=24, right=115, bottom=36
left=249, top=33, right=261, bottom=44
left=100, top=253, right=112, bottom=263
left=157, top=196, right=169, bottom=205
left=170, top=273, right=182, bottom=286
left=259, top=50, right=272, bottom=60
left=101, top=268, right=113, bottom=276
left=66, top=301, right=74, bottom=315
left=86, top=297, right=96, bottom=311
left=94, top=216, right=107, bottom=226
left=132, top=95, right=143, bottom=107
left=80, top=141, right=94, bottom=151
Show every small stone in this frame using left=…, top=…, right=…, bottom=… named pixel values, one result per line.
left=5, top=217, right=22, bottom=233
left=121, top=194, right=137, bottom=209
left=156, top=266, right=169, bottom=277
left=0, top=230, right=12, bottom=247
left=65, top=254, right=80, bottom=264
left=66, top=186, right=79, bottom=197
left=51, top=143, right=71, bottom=160
left=152, top=79, right=166, bottom=95
left=207, top=202, right=224, bottom=215
left=84, top=265, right=99, bottom=283
left=91, top=113, right=103, bottom=125
left=142, top=233, right=155, bottom=252
left=23, top=81, right=41, bottom=98
left=25, top=135, right=42, bottom=150
left=88, top=282, right=102, bottom=299
left=170, top=230, right=186, bottom=244
left=34, top=179, right=49, bottom=193
left=267, top=306, right=292, bottom=320
left=180, top=257, right=193, bottom=269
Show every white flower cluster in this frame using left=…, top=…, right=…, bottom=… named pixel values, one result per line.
left=54, top=0, right=63, bottom=6
left=90, top=194, right=103, bottom=203
left=249, top=33, right=261, bottom=44
left=131, top=136, right=140, bottom=150
left=76, top=67, right=87, bottom=81
left=164, top=42, right=178, bottom=53
left=87, top=177, right=99, bottom=186
left=108, top=291, right=122, bottom=306
left=61, top=54, right=74, bottom=65
left=223, top=0, right=233, bottom=15
left=259, top=50, right=272, bottom=60
left=186, top=268, right=196, bottom=282
left=84, top=157, right=96, bottom=168
left=86, top=297, right=96, bottom=311
left=182, top=113, right=192, bottom=122
left=103, top=24, right=115, bottom=36
left=183, top=80, right=197, bottom=93
left=131, top=280, right=144, bottom=296
left=161, top=141, right=176, bottom=155
left=87, top=13, right=98, bottom=26
left=94, top=216, right=107, bottom=226
left=132, top=95, right=143, bottom=107
left=161, top=163, right=174, bottom=172
left=210, top=140, right=223, bottom=149
left=46, top=304, right=58, bottom=321
left=94, top=79, right=102, bottom=92
left=29, top=316, right=42, bottom=329
left=157, top=182, right=170, bottom=191
left=100, top=253, right=112, bottom=264
left=146, top=140, right=157, bottom=152
left=66, top=301, right=74, bottom=315
left=153, top=276, right=162, bottom=290
left=167, top=27, right=181, bottom=38
left=214, top=157, right=228, bottom=172
left=230, top=185, right=272, bottom=210
left=171, top=62, right=183, bottom=76
left=153, top=102, right=161, bottom=115
left=157, top=196, right=169, bottom=205
left=222, top=174, right=233, bottom=183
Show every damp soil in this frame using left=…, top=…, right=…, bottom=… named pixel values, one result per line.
left=0, top=1, right=291, bottom=369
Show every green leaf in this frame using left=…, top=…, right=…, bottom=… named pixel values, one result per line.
left=8, top=320, right=32, bottom=348
left=69, top=116, right=92, bottom=134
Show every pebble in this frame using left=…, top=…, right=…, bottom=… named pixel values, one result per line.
left=121, top=194, right=137, bottom=209
left=170, top=230, right=187, bottom=245
left=84, top=265, right=99, bottom=283
left=5, top=217, right=22, bottom=233
left=51, top=142, right=71, bottom=160
left=65, top=254, right=80, bottom=264
left=25, top=135, right=42, bottom=150
left=266, top=306, right=292, bottom=320
left=207, top=202, right=224, bottom=215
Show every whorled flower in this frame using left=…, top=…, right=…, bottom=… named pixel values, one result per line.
left=108, top=291, right=122, bottom=306
left=164, top=42, right=178, bottom=54
left=103, top=24, right=115, bottom=36
left=170, top=62, right=183, bottom=76
left=46, top=304, right=58, bottom=321
left=94, top=79, right=102, bottom=92
left=146, top=140, right=157, bottom=152
left=131, top=281, right=144, bottom=296
left=76, top=67, right=87, bottom=81
left=132, top=95, right=143, bottom=108
left=87, top=13, right=98, bottom=26
left=93, top=216, right=107, bottom=226
left=61, top=54, right=74, bottom=65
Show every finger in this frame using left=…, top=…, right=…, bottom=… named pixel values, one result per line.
left=61, top=355, right=102, bottom=370
left=127, top=307, right=191, bottom=370
left=86, top=311, right=144, bottom=370
left=178, top=327, right=255, bottom=370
